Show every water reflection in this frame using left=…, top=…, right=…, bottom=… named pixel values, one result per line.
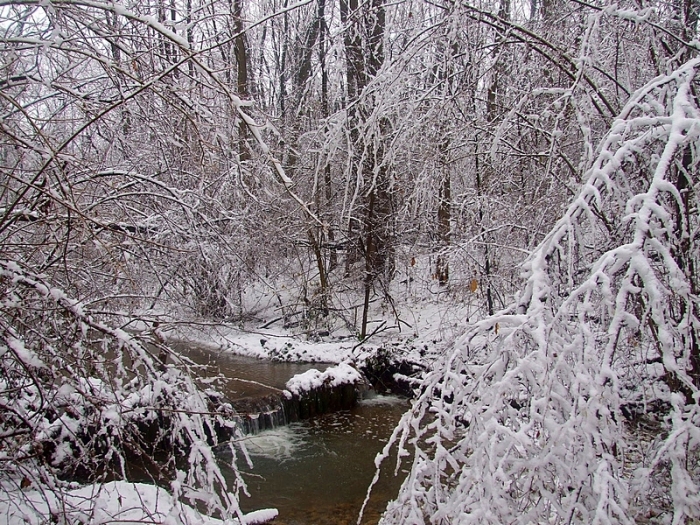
left=171, top=343, right=329, bottom=400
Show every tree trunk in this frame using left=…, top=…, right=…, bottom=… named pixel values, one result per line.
left=674, top=145, right=700, bottom=390
left=340, top=0, right=366, bottom=276
left=357, top=0, right=391, bottom=339
left=283, top=0, right=330, bottom=309
left=319, top=0, right=337, bottom=271
left=233, top=0, right=250, bottom=162
left=436, top=163, right=451, bottom=286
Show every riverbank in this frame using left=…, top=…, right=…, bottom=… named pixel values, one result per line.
left=0, top=481, right=278, bottom=525
left=156, top=322, right=433, bottom=398
left=1, top=279, right=460, bottom=525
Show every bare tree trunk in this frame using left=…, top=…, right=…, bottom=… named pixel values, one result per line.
left=280, top=0, right=330, bottom=311
left=186, top=0, right=195, bottom=77
left=539, top=0, right=561, bottom=21
left=319, top=0, right=337, bottom=271
left=436, top=150, right=451, bottom=286
left=681, top=1, right=699, bottom=388
left=673, top=147, right=700, bottom=389
left=280, top=0, right=288, bottom=116
left=233, top=0, right=250, bottom=162
left=475, top=149, right=494, bottom=317
left=433, top=35, right=457, bottom=287
left=476, top=0, right=511, bottom=315
left=359, top=0, right=391, bottom=339
left=339, top=0, right=393, bottom=338
left=668, top=0, right=700, bottom=389
left=340, top=0, right=365, bottom=275
left=361, top=191, right=377, bottom=339
left=308, top=229, right=329, bottom=315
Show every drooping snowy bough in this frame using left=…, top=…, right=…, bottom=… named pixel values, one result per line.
left=0, top=261, right=254, bottom=523
left=376, top=58, right=700, bottom=524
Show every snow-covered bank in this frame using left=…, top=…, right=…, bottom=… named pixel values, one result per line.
left=0, top=481, right=277, bottom=525
left=134, top=252, right=471, bottom=366
left=221, top=329, right=357, bottom=363
left=155, top=321, right=435, bottom=376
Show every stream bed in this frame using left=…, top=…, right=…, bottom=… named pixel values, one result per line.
left=230, top=394, right=409, bottom=524
left=176, top=345, right=410, bottom=524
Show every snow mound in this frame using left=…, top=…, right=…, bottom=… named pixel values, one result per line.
left=284, top=363, right=364, bottom=397
left=0, top=481, right=277, bottom=525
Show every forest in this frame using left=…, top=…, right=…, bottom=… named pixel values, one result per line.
left=1, top=0, right=700, bottom=523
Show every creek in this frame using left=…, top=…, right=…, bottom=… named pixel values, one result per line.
left=179, top=345, right=410, bottom=525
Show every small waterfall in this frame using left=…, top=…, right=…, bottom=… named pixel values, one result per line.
left=189, top=352, right=373, bottom=437
left=231, top=394, right=288, bottom=435
left=225, top=371, right=369, bottom=436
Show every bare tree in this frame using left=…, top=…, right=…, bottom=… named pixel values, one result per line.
left=370, top=36, right=700, bottom=525
left=0, top=1, right=316, bottom=521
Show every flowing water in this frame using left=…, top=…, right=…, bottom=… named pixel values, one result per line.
left=230, top=394, right=409, bottom=525
left=175, top=344, right=409, bottom=524
left=173, top=343, right=328, bottom=399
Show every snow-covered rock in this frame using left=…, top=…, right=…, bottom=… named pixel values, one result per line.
left=281, top=363, right=367, bottom=421
left=284, top=363, right=364, bottom=397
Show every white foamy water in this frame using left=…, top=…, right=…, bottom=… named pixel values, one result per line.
left=359, top=393, right=410, bottom=407
left=240, top=425, right=306, bottom=460
left=224, top=395, right=410, bottom=524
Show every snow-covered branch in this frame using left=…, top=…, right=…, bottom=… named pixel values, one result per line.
left=378, top=57, right=700, bottom=525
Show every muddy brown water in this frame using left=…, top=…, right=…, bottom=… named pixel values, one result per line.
left=229, top=395, right=409, bottom=524
left=176, top=345, right=410, bottom=524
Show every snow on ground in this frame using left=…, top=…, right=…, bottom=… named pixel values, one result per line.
left=151, top=289, right=469, bottom=367
left=219, top=328, right=358, bottom=363
left=0, top=481, right=277, bottom=525
left=135, top=250, right=487, bottom=366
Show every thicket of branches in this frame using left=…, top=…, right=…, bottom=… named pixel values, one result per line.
left=0, top=0, right=279, bottom=521
left=0, top=261, right=250, bottom=521
left=372, top=11, right=700, bottom=525
left=2, top=0, right=666, bottom=330
left=1, top=0, right=700, bottom=522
